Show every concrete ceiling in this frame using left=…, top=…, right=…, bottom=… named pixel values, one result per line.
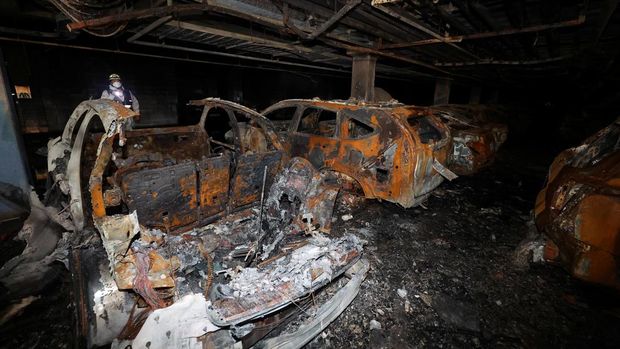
left=1, top=0, right=619, bottom=84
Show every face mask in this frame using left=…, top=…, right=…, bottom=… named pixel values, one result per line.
left=112, top=81, right=122, bottom=88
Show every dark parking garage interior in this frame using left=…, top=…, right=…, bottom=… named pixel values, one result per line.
left=0, top=1, right=619, bottom=348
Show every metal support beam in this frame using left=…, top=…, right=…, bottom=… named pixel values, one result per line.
left=127, top=15, right=172, bottom=43
left=435, top=55, right=571, bottom=66
left=433, top=78, right=451, bottom=105
left=0, top=35, right=422, bottom=81
left=307, top=0, right=361, bottom=40
left=165, top=21, right=315, bottom=53
left=350, top=54, right=377, bottom=102
left=129, top=39, right=348, bottom=72
left=0, top=35, right=350, bottom=76
left=373, top=4, right=480, bottom=59
left=323, top=38, right=449, bottom=74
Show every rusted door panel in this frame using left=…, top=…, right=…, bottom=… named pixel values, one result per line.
left=415, top=152, right=443, bottom=196
left=336, top=110, right=412, bottom=202
left=289, top=134, right=340, bottom=169
left=404, top=113, right=452, bottom=198
left=230, top=151, right=283, bottom=208
left=120, top=162, right=198, bottom=230
left=337, top=112, right=387, bottom=182
left=198, top=155, right=231, bottom=218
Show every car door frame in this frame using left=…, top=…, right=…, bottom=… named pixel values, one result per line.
left=285, top=103, right=342, bottom=169
left=192, top=98, right=285, bottom=211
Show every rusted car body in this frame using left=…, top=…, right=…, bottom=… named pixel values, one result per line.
left=48, top=98, right=285, bottom=234
left=262, top=99, right=454, bottom=208
left=535, top=118, right=620, bottom=290
left=48, top=99, right=367, bottom=348
left=427, top=104, right=508, bottom=175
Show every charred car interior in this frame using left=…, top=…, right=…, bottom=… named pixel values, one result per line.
left=1, top=1, right=620, bottom=348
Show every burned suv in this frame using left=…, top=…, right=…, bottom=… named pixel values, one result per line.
left=262, top=98, right=455, bottom=208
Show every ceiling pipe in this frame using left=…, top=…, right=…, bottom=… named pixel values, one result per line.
left=373, top=3, right=480, bottom=59
left=66, top=4, right=209, bottom=31
left=381, top=15, right=587, bottom=49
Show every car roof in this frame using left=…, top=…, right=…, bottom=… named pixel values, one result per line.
left=262, top=98, right=406, bottom=113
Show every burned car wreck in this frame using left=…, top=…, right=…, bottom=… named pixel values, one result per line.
left=47, top=98, right=368, bottom=348
left=48, top=98, right=286, bottom=233
left=535, top=118, right=620, bottom=290
left=262, top=98, right=456, bottom=208
left=427, top=104, right=509, bottom=175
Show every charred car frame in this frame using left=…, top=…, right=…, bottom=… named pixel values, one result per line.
left=48, top=98, right=368, bottom=347
left=427, top=104, right=508, bottom=176
left=262, top=98, right=455, bottom=208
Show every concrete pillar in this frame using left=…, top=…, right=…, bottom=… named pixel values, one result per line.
left=350, top=54, right=377, bottom=102
left=433, top=78, right=451, bottom=105
left=469, top=86, right=482, bottom=104
left=0, top=48, right=31, bottom=200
